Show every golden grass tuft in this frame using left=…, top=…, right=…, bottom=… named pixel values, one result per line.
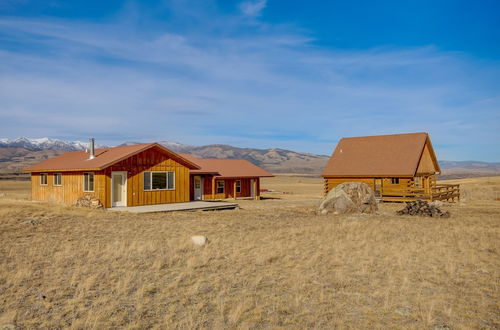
left=0, top=177, right=499, bottom=328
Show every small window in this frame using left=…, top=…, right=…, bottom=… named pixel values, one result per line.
left=391, top=178, right=400, bottom=184
left=143, top=171, right=175, bottom=190
left=235, top=180, right=241, bottom=193
left=53, top=173, right=62, bottom=186
left=84, top=172, right=94, bottom=192
left=40, top=173, right=48, bottom=185
left=217, top=180, right=225, bottom=194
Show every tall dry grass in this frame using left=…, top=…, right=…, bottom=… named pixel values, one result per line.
left=0, top=177, right=499, bottom=328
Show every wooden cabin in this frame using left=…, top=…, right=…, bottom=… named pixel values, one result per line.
left=22, top=143, right=201, bottom=208
left=322, top=132, right=460, bottom=202
left=179, top=154, right=274, bottom=200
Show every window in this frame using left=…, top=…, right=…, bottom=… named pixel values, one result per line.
left=217, top=180, right=225, bottom=194
left=40, top=173, right=48, bottom=185
left=143, top=171, right=175, bottom=190
left=53, top=173, right=62, bottom=186
left=84, top=172, right=94, bottom=192
left=391, top=178, right=400, bottom=184
left=235, top=180, right=241, bottom=193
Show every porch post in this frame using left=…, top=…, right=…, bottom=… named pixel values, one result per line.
left=233, top=180, right=237, bottom=200
left=212, top=176, right=215, bottom=200
left=254, top=178, right=258, bottom=200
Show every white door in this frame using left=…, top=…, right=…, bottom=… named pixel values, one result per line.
left=250, top=179, right=255, bottom=198
left=194, top=176, right=203, bottom=200
left=112, top=171, right=127, bottom=207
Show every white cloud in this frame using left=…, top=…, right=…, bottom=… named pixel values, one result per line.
left=0, top=4, right=499, bottom=160
left=239, top=0, right=267, bottom=17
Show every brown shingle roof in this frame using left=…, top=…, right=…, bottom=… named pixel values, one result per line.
left=179, top=154, right=274, bottom=178
left=22, top=143, right=201, bottom=172
left=322, top=132, right=440, bottom=177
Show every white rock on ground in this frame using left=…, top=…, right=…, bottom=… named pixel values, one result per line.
left=191, top=235, right=208, bottom=246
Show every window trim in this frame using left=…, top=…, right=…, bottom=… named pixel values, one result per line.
left=216, top=180, right=225, bottom=194
left=143, top=171, right=176, bottom=191
left=83, top=172, right=95, bottom=192
left=235, top=180, right=241, bottom=193
left=53, top=173, right=62, bottom=186
left=40, top=173, right=48, bottom=186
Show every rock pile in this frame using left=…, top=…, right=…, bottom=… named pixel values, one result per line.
left=396, top=200, right=450, bottom=218
left=319, top=182, right=378, bottom=215
left=76, top=195, right=103, bottom=209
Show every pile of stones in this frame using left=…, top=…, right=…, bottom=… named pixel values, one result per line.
left=396, top=200, right=450, bottom=218
left=76, top=194, right=103, bottom=209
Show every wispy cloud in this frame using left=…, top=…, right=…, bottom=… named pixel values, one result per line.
left=0, top=2, right=499, bottom=160
left=239, top=0, right=267, bottom=17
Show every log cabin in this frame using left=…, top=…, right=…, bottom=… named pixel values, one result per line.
left=179, top=154, right=274, bottom=200
left=22, top=141, right=201, bottom=208
left=322, top=132, right=460, bottom=202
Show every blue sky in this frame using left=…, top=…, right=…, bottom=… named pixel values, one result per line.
left=0, top=0, right=499, bottom=161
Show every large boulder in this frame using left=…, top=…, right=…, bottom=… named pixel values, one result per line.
left=319, top=182, right=378, bottom=215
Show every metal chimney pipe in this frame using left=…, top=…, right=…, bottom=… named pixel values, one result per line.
left=89, top=138, right=95, bottom=159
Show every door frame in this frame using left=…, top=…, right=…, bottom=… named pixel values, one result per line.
left=111, top=171, right=127, bottom=207
left=193, top=175, right=203, bottom=201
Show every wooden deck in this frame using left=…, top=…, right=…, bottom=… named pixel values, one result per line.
left=380, top=184, right=460, bottom=202
left=108, top=201, right=239, bottom=213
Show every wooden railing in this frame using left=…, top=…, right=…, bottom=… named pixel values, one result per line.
left=380, top=184, right=460, bottom=202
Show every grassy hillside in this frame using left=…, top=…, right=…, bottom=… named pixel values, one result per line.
left=0, top=177, right=499, bottom=328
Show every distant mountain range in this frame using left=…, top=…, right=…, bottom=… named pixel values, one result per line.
left=0, top=137, right=499, bottom=179
left=0, top=137, right=106, bottom=151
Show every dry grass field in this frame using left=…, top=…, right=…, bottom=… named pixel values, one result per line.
left=0, top=176, right=499, bottom=329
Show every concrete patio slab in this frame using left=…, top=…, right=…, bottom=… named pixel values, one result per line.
left=108, top=201, right=239, bottom=213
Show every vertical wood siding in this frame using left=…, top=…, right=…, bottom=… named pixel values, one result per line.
left=102, top=147, right=190, bottom=208
left=31, top=171, right=106, bottom=205
left=200, top=177, right=259, bottom=200
left=30, top=146, right=191, bottom=207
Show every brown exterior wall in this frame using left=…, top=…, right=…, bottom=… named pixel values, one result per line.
left=31, top=171, right=106, bottom=205
left=190, top=176, right=260, bottom=200
left=30, top=146, right=191, bottom=207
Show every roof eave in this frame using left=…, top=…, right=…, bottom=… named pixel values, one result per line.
left=22, top=167, right=103, bottom=173
left=322, top=174, right=415, bottom=178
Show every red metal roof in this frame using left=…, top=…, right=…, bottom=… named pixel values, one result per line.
left=23, top=143, right=201, bottom=172
left=179, top=153, right=274, bottom=178
left=322, top=132, right=440, bottom=177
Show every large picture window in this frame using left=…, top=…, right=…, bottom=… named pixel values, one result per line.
left=53, top=173, right=62, bottom=186
left=217, top=180, right=225, bottom=194
left=40, top=173, right=48, bottom=185
left=144, top=171, right=175, bottom=190
left=84, top=172, right=94, bottom=192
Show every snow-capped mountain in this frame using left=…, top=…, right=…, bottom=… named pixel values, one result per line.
left=0, top=137, right=105, bottom=151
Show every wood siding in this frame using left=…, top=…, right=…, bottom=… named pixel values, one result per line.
left=30, top=146, right=191, bottom=207
left=324, top=177, right=413, bottom=195
left=323, top=176, right=459, bottom=202
left=102, top=147, right=190, bottom=208
left=416, top=141, right=438, bottom=175
left=31, top=171, right=106, bottom=205
left=191, top=176, right=260, bottom=200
